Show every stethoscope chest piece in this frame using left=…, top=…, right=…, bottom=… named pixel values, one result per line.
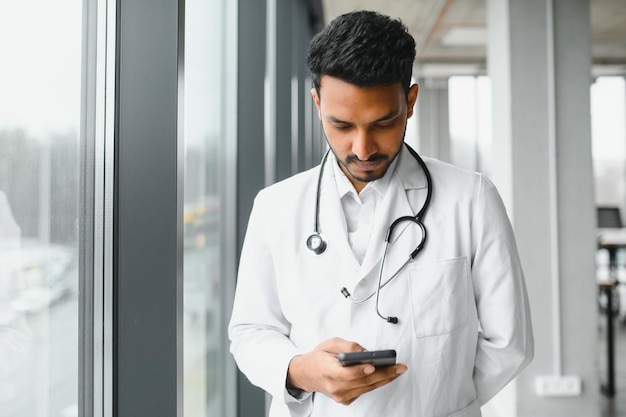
left=306, top=233, right=328, bottom=255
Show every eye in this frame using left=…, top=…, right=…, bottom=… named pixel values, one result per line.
left=332, top=123, right=351, bottom=131
left=374, top=122, right=394, bottom=129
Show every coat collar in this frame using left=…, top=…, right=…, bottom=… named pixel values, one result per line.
left=393, top=144, right=428, bottom=192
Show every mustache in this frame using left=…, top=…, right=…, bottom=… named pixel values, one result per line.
left=345, top=154, right=388, bottom=164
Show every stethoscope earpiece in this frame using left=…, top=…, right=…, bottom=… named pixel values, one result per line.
left=306, top=233, right=327, bottom=255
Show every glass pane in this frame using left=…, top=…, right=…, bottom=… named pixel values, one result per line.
left=448, top=75, right=492, bottom=175
left=0, top=1, right=82, bottom=416
left=592, top=76, right=626, bottom=211
left=184, top=0, right=233, bottom=415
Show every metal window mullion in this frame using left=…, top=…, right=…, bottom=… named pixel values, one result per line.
left=113, top=0, right=184, bottom=416
left=80, top=0, right=114, bottom=416
left=102, top=0, right=117, bottom=416
left=236, top=1, right=268, bottom=416
left=222, top=0, right=239, bottom=416
left=79, top=0, right=97, bottom=414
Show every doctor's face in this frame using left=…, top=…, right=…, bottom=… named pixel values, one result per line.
left=311, top=75, right=418, bottom=193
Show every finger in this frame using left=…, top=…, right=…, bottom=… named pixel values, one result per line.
left=337, top=363, right=375, bottom=380
left=323, top=364, right=408, bottom=404
left=372, top=365, right=407, bottom=384
left=344, top=363, right=408, bottom=388
left=340, top=362, right=406, bottom=382
left=342, top=366, right=408, bottom=400
left=365, top=363, right=407, bottom=383
left=334, top=373, right=403, bottom=405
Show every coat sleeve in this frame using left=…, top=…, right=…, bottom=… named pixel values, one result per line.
left=471, top=175, right=534, bottom=405
left=228, top=191, right=314, bottom=416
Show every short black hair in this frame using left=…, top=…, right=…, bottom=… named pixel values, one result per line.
left=307, top=10, right=416, bottom=96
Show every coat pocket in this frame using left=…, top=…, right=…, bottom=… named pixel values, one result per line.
left=448, top=399, right=480, bottom=417
left=408, top=256, right=469, bottom=338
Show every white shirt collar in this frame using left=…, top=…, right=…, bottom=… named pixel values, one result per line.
left=331, top=151, right=400, bottom=201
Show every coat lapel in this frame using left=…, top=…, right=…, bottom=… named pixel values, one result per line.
left=318, top=154, right=361, bottom=273
left=359, top=146, right=428, bottom=281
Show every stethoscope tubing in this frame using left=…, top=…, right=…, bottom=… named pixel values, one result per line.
left=309, top=143, right=433, bottom=323
left=313, top=150, right=331, bottom=235
left=312, top=143, right=431, bottom=239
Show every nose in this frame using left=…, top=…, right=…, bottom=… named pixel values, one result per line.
left=352, top=129, right=376, bottom=161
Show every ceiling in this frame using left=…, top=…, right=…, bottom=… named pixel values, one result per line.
left=320, top=0, right=626, bottom=78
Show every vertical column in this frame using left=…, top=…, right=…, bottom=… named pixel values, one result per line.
left=488, top=0, right=597, bottom=416
left=237, top=0, right=267, bottom=249
left=114, top=0, right=184, bottom=416
left=274, top=0, right=294, bottom=182
left=236, top=0, right=268, bottom=415
left=292, top=0, right=315, bottom=172
left=415, top=78, right=451, bottom=162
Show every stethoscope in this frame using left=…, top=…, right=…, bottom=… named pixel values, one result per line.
left=306, top=143, right=433, bottom=324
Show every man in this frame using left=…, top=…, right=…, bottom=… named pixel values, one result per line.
left=229, top=10, right=533, bottom=417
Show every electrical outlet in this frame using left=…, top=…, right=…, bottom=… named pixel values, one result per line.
left=535, top=375, right=582, bottom=397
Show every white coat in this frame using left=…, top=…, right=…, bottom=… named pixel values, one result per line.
left=229, top=146, right=534, bottom=417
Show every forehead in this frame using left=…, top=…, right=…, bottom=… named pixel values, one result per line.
left=318, top=76, right=405, bottom=120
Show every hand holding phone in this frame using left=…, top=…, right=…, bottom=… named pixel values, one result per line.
left=287, top=340, right=405, bottom=406
left=337, top=349, right=396, bottom=367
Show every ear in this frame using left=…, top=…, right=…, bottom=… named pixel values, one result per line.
left=310, top=87, right=322, bottom=119
left=406, top=83, right=419, bottom=119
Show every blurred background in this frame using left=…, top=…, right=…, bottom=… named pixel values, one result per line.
left=0, top=0, right=624, bottom=416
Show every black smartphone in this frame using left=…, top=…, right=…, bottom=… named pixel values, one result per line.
left=337, top=350, right=396, bottom=367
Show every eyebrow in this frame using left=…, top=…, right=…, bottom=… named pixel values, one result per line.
left=326, top=109, right=401, bottom=125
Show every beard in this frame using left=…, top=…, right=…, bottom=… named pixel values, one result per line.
left=335, top=145, right=402, bottom=184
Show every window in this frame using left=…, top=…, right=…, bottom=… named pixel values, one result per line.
left=448, top=76, right=492, bottom=175
left=0, top=1, right=82, bottom=416
left=592, top=76, right=626, bottom=211
left=183, top=0, right=237, bottom=415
